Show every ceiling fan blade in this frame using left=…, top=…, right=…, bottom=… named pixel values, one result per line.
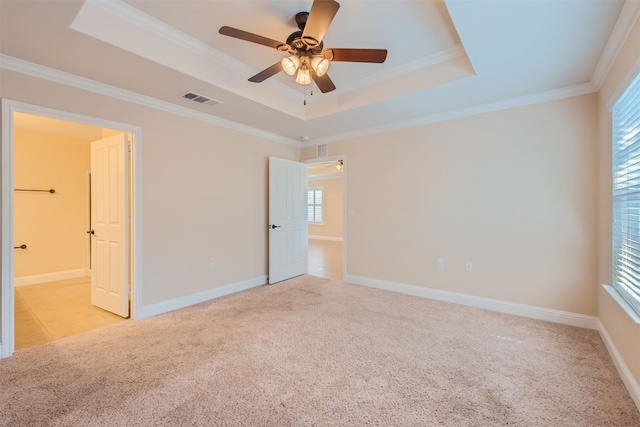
left=219, top=26, right=286, bottom=50
left=330, top=48, right=388, bottom=63
left=248, top=63, right=283, bottom=83
left=302, top=0, right=340, bottom=48
left=312, top=72, right=336, bottom=93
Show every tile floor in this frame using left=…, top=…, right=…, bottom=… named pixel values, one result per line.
left=14, top=276, right=126, bottom=350
left=308, top=239, right=343, bottom=281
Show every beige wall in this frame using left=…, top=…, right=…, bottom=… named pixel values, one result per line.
left=0, top=69, right=299, bottom=310
left=13, top=129, right=90, bottom=277
left=596, top=17, right=640, bottom=388
left=308, top=177, right=343, bottom=239
left=304, top=94, right=598, bottom=315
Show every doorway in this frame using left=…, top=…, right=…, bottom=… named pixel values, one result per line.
left=304, top=156, right=346, bottom=281
left=1, top=100, right=142, bottom=358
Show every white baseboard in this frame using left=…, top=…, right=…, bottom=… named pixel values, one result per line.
left=137, top=275, right=267, bottom=320
left=345, top=274, right=598, bottom=330
left=14, top=269, right=89, bottom=287
left=308, top=235, right=343, bottom=242
left=597, top=319, right=640, bottom=410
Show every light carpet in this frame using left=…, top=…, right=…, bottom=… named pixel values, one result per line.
left=1, top=275, right=638, bottom=426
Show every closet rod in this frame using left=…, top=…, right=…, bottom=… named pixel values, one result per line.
left=14, top=188, right=55, bottom=193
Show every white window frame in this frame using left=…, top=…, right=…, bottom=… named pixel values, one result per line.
left=612, top=70, right=640, bottom=317
left=308, top=187, right=324, bottom=225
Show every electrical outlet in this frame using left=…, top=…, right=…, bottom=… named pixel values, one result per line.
left=465, top=261, right=473, bottom=272
left=437, top=259, right=444, bottom=269
left=209, top=258, right=216, bottom=268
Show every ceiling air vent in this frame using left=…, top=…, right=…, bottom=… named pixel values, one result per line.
left=316, top=144, right=328, bottom=158
left=179, top=91, right=220, bottom=107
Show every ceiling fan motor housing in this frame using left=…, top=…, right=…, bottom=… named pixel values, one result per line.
left=287, top=31, right=323, bottom=54
left=288, top=12, right=324, bottom=53
left=294, top=11, right=322, bottom=49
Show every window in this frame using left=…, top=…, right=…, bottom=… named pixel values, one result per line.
left=308, top=187, right=323, bottom=224
left=612, top=71, right=640, bottom=316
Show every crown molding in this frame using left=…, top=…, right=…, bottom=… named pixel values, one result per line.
left=81, top=0, right=301, bottom=100
left=0, top=55, right=301, bottom=147
left=331, top=44, right=466, bottom=96
left=78, top=0, right=467, bottom=118
left=591, top=0, right=640, bottom=89
left=308, top=82, right=597, bottom=145
left=2, top=54, right=601, bottom=150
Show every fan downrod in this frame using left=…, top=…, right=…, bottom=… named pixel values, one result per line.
left=295, top=12, right=309, bottom=30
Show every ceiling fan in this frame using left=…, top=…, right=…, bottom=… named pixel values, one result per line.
left=218, top=0, right=387, bottom=93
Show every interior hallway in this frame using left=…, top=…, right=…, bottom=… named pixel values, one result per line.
left=14, top=277, right=125, bottom=350
left=308, top=239, right=343, bottom=281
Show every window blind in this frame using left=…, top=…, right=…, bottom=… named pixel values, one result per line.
left=307, top=188, right=323, bottom=223
left=612, top=71, right=640, bottom=315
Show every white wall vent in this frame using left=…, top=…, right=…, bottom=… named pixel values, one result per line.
left=179, top=91, right=221, bottom=107
left=316, top=144, right=328, bottom=158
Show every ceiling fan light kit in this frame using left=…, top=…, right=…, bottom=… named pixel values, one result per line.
left=218, top=0, right=387, bottom=94
left=311, top=56, right=330, bottom=77
left=281, top=55, right=300, bottom=76
left=295, top=62, right=312, bottom=85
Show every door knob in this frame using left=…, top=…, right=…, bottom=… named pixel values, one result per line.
left=87, top=230, right=95, bottom=235
left=269, top=224, right=281, bottom=229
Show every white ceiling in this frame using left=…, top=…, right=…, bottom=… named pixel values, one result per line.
left=307, top=161, right=344, bottom=178
left=0, top=0, right=636, bottom=146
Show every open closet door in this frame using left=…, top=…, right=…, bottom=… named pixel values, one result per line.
left=90, top=134, right=129, bottom=317
left=268, top=157, right=307, bottom=284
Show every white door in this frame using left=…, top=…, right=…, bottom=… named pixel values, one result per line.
left=269, top=157, right=308, bottom=284
left=90, top=134, right=129, bottom=317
